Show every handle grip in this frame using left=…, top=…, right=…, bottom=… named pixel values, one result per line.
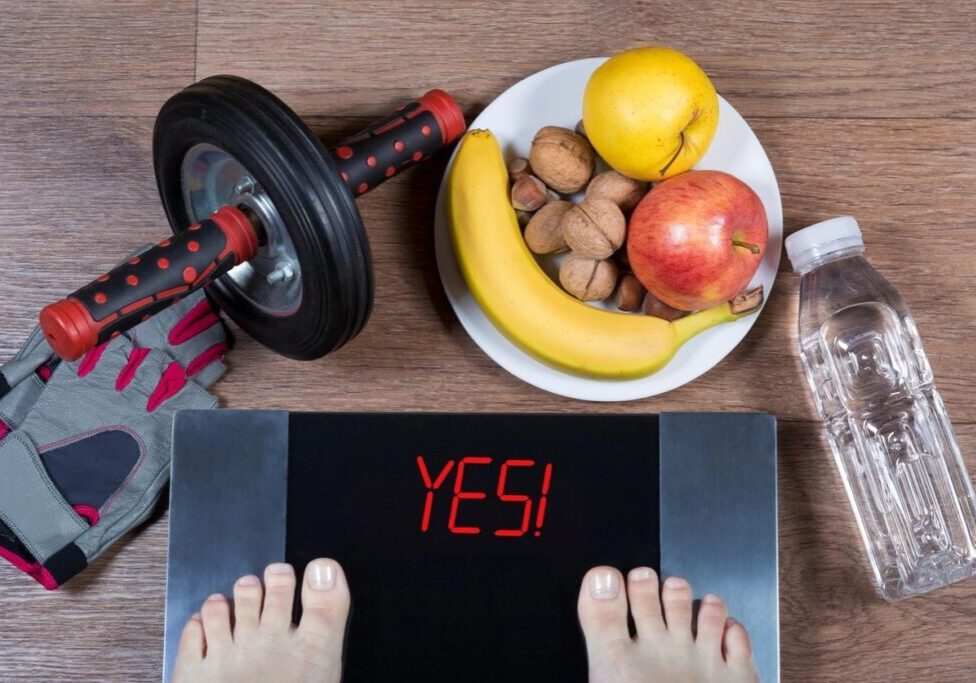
left=330, top=89, right=464, bottom=197
left=40, top=206, right=259, bottom=361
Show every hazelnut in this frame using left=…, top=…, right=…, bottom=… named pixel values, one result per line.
left=575, top=119, right=587, bottom=138
left=511, top=175, right=548, bottom=212
left=546, top=188, right=561, bottom=203
left=508, top=157, right=531, bottom=183
left=524, top=201, right=573, bottom=254
left=613, top=273, right=646, bottom=312
left=560, top=198, right=626, bottom=260
left=559, top=253, right=618, bottom=302
left=586, top=170, right=647, bottom=214
left=642, top=291, right=688, bottom=321
left=515, top=209, right=533, bottom=228
left=529, top=126, right=595, bottom=193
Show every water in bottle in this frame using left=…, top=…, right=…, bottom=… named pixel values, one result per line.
left=786, top=216, right=976, bottom=600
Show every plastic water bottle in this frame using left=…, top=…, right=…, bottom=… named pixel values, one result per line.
left=786, top=217, right=976, bottom=600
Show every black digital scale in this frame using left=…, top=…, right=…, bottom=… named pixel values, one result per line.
left=163, top=411, right=778, bottom=681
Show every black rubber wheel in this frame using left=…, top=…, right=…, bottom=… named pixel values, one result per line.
left=153, top=75, right=373, bottom=360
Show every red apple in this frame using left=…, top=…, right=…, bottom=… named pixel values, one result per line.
left=627, top=170, right=767, bottom=311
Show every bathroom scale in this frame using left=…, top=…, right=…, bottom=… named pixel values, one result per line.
left=163, top=411, right=779, bottom=682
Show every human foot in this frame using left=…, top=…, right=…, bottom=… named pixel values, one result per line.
left=172, top=559, right=350, bottom=683
left=578, top=566, right=758, bottom=683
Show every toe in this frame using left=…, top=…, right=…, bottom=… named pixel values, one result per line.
left=260, top=563, right=298, bottom=632
left=661, top=576, right=694, bottom=639
left=695, top=593, right=728, bottom=655
left=723, top=617, right=755, bottom=670
left=626, top=567, right=665, bottom=639
left=298, top=558, right=351, bottom=663
left=577, top=566, right=631, bottom=656
left=232, top=574, right=263, bottom=636
left=200, top=594, right=233, bottom=651
left=173, top=613, right=205, bottom=679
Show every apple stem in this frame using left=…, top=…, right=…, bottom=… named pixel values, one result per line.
left=732, top=240, right=760, bottom=254
left=659, top=131, right=684, bottom=177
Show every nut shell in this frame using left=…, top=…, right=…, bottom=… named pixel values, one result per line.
left=524, top=201, right=573, bottom=254
left=511, top=175, right=548, bottom=212
left=559, top=253, right=618, bottom=302
left=508, top=157, right=531, bottom=183
left=561, top=197, right=626, bottom=260
left=613, top=273, right=646, bottom=312
left=529, top=126, right=595, bottom=193
left=642, top=291, right=688, bottom=321
left=586, top=170, right=647, bottom=214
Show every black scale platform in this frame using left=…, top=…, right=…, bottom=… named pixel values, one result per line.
left=164, top=412, right=778, bottom=682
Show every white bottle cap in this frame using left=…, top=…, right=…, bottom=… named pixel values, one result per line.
left=785, top=216, right=864, bottom=272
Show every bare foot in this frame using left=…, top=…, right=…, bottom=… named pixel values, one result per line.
left=172, top=559, right=350, bottom=683
left=578, top=566, right=758, bottom=683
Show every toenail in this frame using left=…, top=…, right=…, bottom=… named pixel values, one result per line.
left=629, top=567, right=656, bottom=582
left=236, top=575, right=261, bottom=587
left=589, top=570, right=620, bottom=600
left=267, top=563, right=293, bottom=575
left=702, top=593, right=722, bottom=604
left=307, top=559, right=337, bottom=591
left=664, top=576, right=689, bottom=590
left=206, top=593, right=224, bottom=602
left=726, top=617, right=738, bottom=627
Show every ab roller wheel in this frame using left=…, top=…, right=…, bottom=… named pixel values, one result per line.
left=41, top=75, right=464, bottom=361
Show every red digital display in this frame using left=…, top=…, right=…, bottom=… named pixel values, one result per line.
left=417, top=456, right=553, bottom=537
left=286, top=413, right=661, bottom=681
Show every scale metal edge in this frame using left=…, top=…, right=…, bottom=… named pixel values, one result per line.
left=659, top=412, right=779, bottom=683
left=163, top=409, right=290, bottom=682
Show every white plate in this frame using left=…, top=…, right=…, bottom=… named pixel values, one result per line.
left=434, top=57, right=783, bottom=402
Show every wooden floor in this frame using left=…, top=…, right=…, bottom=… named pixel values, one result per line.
left=1, top=1, right=974, bottom=680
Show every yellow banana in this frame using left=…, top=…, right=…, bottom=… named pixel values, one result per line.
left=448, top=129, right=760, bottom=380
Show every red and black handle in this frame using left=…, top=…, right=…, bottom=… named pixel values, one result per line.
left=332, top=89, right=465, bottom=197
left=40, top=206, right=259, bottom=361
left=40, top=90, right=465, bottom=361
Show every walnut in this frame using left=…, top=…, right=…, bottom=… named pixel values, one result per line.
left=560, top=198, right=626, bottom=260
left=524, top=201, right=573, bottom=254
left=586, top=170, right=647, bottom=214
left=529, top=126, right=595, bottom=193
left=559, top=253, right=618, bottom=301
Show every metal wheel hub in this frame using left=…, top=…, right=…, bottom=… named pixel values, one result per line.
left=181, top=143, right=302, bottom=317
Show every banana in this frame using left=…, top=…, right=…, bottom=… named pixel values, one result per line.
left=448, top=129, right=761, bottom=380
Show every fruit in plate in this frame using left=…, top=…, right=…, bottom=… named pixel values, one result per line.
left=627, top=170, right=768, bottom=312
left=583, top=47, right=719, bottom=181
left=447, top=129, right=764, bottom=379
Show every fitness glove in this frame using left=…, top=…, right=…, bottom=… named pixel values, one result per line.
left=0, top=291, right=227, bottom=588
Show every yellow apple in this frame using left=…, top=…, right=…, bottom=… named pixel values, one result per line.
left=583, top=47, right=719, bottom=181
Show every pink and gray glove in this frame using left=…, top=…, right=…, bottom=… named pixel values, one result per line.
left=0, top=290, right=227, bottom=588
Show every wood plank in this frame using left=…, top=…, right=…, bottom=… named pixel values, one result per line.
left=0, top=116, right=170, bottom=352
left=0, top=516, right=167, bottom=680
left=0, top=1, right=196, bottom=116
left=196, top=0, right=976, bottom=120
